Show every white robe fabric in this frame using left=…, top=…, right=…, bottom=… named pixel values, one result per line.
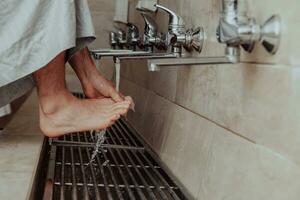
left=0, top=0, right=96, bottom=106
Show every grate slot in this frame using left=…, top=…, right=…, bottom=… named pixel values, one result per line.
left=94, top=149, right=116, bottom=200
left=109, top=127, right=157, bottom=199
left=60, top=138, right=65, bottom=200
left=108, top=147, right=146, bottom=199
left=69, top=135, right=78, bottom=200
left=105, top=148, right=137, bottom=199
left=81, top=132, right=101, bottom=200
left=132, top=151, right=169, bottom=199
left=76, top=135, right=90, bottom=200
left=115, top=120, right=140, bottom=147
left=139, top=152, right=181, bottom=200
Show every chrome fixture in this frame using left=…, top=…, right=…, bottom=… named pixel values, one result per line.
left=114, top=52, right=178, bottom=72
left=155, top=4, right=205, bottom=55
left=91, top=49, right=177, bottom=60
left=148, top=1, right=280, bottom=71
left=148, top=46, right=239, bottom=71
left=141, top=13, right=165, bottom=52
left=217, top=0, right=281, bottom=54
left=126, top=23, right=140, bottom=50
left=108, top=29, right=127, bottom=49
left=115, top=29, right=127, bottom=49
left=109, top=31, right=119, bottom=49
left=91, top=49, right=134, bottom=60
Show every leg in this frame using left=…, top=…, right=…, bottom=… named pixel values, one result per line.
left=34, top=51, right=131, bottom=137
left=69, top=48, right=124, bottom=101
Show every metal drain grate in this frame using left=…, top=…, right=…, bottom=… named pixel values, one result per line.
left=50, top=120, right=144, bottom=150
left=43, top=93, right=188, bottom=200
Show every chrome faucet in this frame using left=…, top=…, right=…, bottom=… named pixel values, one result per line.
left=115, top=29, right=127, bottom=49
left=126, top=23, right=140, bottom=50
left=140, top=13, right=165, bottom=52
left=217, top=0, right=280, bottom=54
left=147, top=0, right=281, bottom=71
left=109, top=31, right=118, bottom=49
left=155, top=4, right=205, bottom=55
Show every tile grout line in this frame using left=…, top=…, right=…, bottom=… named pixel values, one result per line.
left=122, top=77, right=256, bottom=144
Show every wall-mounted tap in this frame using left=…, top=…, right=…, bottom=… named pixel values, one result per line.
left=155, top=4, right=205, bottom=55
left=217, top=0, right=281, bottom=54
left=140, top=13, right=165, bottom=52
left=147, top=0, right=281, bottom=71
left=126, top=23, right=140, bottom=50
left=115, top=29, right=128, bottom=49
left=109, top=31, right=119, bottom=49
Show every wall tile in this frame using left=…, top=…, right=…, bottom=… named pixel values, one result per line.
left=198, top=125, right=300, bottom=200
left=176, top=63, right=300, bottom=165
left=121, top=78, right=300, bottom=199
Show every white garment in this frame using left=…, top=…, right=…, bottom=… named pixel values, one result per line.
left=0, top=0, right=96, bottom=105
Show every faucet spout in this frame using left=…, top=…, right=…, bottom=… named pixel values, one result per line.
left=147, top=46, right=240, bottom=71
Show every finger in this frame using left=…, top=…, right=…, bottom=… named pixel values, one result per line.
left=124, top=96, right=135, bottom=111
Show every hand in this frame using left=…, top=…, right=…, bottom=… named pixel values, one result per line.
left=69, top=47, right=135, bottom=109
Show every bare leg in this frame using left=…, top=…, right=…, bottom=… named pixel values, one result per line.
left=69, top=48, right=124, bottom=101
left=34, top=51, right=131, bottom=137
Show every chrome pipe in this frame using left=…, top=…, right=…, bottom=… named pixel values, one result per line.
left=147, top=46, right=240, bottom=71
left=90, top=48, right=177, bottom=61
left=116, top=53, right=178, bottom=61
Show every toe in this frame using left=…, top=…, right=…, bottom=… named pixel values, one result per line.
left=112, top=101, right=130, bottom=110
left=125, top=96, right=135, bottom=111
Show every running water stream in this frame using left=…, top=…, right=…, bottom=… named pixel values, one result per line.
left=115, top=59, right=121, bottom=92
left=87, top=58, right=121, bottom=166
left=87, top=130, right=108, bottom=167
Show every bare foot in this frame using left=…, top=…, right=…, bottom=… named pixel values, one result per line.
left=82, top=77, right=135, bottom=110
left=38, top=91, right=131, bottom=137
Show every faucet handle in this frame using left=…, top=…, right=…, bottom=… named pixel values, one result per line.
left=184, top=27, right=205, bottom=53
left=109, top=31, right=119, bottom=49
left=115, top=28, right=127, bottom=49
left=155, top=4, right=185, bottom=33
left=141, top=13, right=163, bottom=52
left=126, top=23, right=140, bottom=50
left=141, top=13, right=158, bottom=37
left=127, top=23, right=140, bottom=40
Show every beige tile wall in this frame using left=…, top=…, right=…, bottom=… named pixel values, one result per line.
left=84, top=0, right=118, bottom=80
left=87, top=0, right=300, bottom=199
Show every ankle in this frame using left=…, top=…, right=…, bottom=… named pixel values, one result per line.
left=38, top=91, right=72, bottom=115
